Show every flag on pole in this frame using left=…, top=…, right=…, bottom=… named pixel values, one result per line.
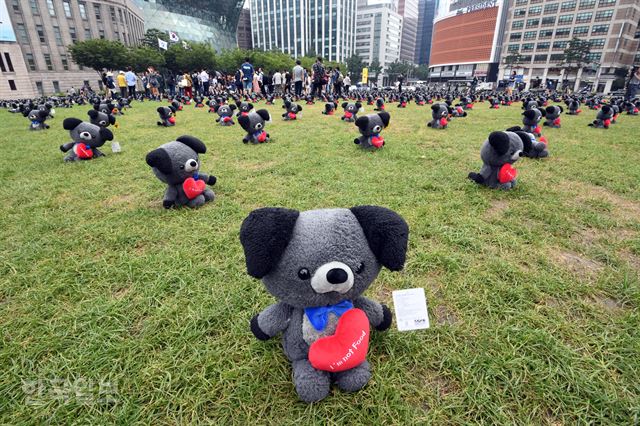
left=169, top=31, right=179, bottom=42
left=158, top=38, right=168, bottom=50
left=182, top=40, right=190, bottom=50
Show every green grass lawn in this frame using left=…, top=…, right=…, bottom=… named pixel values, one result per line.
left=1, top=99, right=639, bottom=424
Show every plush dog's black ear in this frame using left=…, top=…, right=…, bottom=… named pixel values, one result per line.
left=229, top=104, right=237, bottom=111
left=350, top=206, right=409, bottom=271
left=87, top=109, right=98, bottom=120
left=539, top=108, right=546, bottom=117
left=145, top=148, right=172, bottom=174
left=176, top=135, right=206, bottom=153
left=488, top=131, right=510, bottom=156
left=522, top=110, right=536, bottom=120
left=236, top=101, right=242, bottom=108
left=431, top=104, right=438, bottom=111
left=213, top=104, right=220, bottom=113
left=240, top=207, right=300, bottom=278
left=354, top=115, right=369, bottom=131
left=63, top=118, right=83, bottom=130
left=157, top=107, right=165, bottom=114
left=100, top=127, right=114, bottom=141
left=256, top=109, right=270, bottom=121
left=247, top=103, right=254, bottom=110
left=238, top=114, right=250, bottom=130
left=506, top=125, right=522, bottom=132
left=341, top=102, right=348, bottom=109
left=557, top=105, right=564, bottom=112
left=109, top=115, right=116, bottom=125
left=514, top=131, right=532, bottom=152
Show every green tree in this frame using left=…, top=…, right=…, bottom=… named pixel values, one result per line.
left=128, top=46, right=165, bottom=73
left=414, top=64, right=430, bottom=80
left=368, top=59, right=382, bottom=84
left=386, top=60, right=409, bottom=82
left=557, top=37, right=593, bottom=84
left=165, top=42, right=216, bottom=72
left=345, top=54, right=364, bottom=81
left=141, top=28, right=169, bottom=49
left=68, top=39, right=128, bottom=75
left=503, top=50, right=525, bottom=77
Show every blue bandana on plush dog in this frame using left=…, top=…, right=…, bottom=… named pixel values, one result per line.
left=304, top=300, right=353, bottom=331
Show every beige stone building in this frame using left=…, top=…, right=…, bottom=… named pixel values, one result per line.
left=498, top=0, right=640, bottom=92
left=0, top=0, right=144, bottom=99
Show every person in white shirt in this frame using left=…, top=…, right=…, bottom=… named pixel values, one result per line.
left=292, top=60, right=305, bottom=97
left=343, top=75, right=351, bottom=93
left=199, top=70, right=210, bottom=95
left=273, top=71, right=282, bottom=95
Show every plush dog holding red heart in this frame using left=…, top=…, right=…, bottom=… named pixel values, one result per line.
left=240, top=206, right=409, bottom=402
left=146, top=135, right=216, bottom=208
left=354, top=112, right=391, bottom=150
left=468, top=131, right=524, bottom=190
left=60, top=118, right=113, bottom=162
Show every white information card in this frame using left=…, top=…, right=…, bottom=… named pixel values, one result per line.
left=392, top=288, right=430, bottom=332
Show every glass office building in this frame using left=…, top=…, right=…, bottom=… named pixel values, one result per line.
left=134, top=0, right=245, bottom=50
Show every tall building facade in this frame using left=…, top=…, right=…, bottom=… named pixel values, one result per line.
left=133, top=0, right=245, bottom=51
left=355, top=0, right=403, bottom=83
left=415, top=0, right=436, bottom=65
left=237, top=7, right=252, bottom=49
left=398, top=0, right=419, bottom=62
left=249, top=0, right=358, bottom=62
left=1, top=0, right=144, bottom=99
left=429, top=0, right=508, bottom=81
left=499, top=0, right=640, bottom=92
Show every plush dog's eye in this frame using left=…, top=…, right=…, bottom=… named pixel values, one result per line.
left=298, top=268, right=310, bottom=280
left=356, top=262, right=365, bottom=274
left=255, top=123, right=263, bottom=130
left=372, top=125, right=381, bottom=133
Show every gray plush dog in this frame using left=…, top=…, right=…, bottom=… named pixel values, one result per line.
left=241, top=206, right=408, bottom=403
left=238, top=110, right=271, bottom=144
left=341, top=102, right=361, bottom=122
left=354, top=112, right=390, bottom=149
left=87, top=109, right=116, bottom=128
left=506, top=126, right=549, bottom=159
left=145, top=135, right=216, bottom=208
left=427, top=103, right=449, bottom=129
left=26, top=109, right=50, bottom=130
left=60, top=118, right=113, bottom=161
left=468, top=131, right=524, bottom=189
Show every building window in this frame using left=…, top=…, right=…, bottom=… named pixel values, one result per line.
left=63, top=0, right=71, bottom=17
left=46, top=0, right=55, bottom=15
left=510, top=32, right=522, bottom=41
left=550, top=53, right=564, bottom=61
left=598, top=0, right=615, bottom=5
left=516, top=0, right=528, bottom=5
left=11, top=0, right=20, bottom=13
left=556, top=27, right=571, bottom=37
left=78, top=2, right=87, bottom=19
left=0, top=54, right=6, bottom=72
left=589, top=38, right=605, bottom=48
left=579, top=0, right=596, bottom=8
left=508, top=44, right=520, bottom=52
left=69, top=27, right=77, bottom=43
left=544, top=3, right=559, bottom=13
left=53, top=81, right=60, bottom=92
left=84, top=28, right=91, bottom=39
left=114, top=31, right=119, bottom=41
left=534, top=54, right=548, bottom=62
left=16, top=23, right=29, bottom=43
left=594, top=10, right=613, bottom=21
left=9, top=80, right=17, bottom=90
left=573, top=25, right=589, bottom=35
left=560, top=0, right=576, bottom=10
left=60, top=54, right=69, bottom=70
left=541, top=16, right=556, bottom=26
left=553, top=40, right=569, bottom=49
left=576, top=12, right=592, bottom=22
left=36, top=25, right=46, bottom=43
left=99, top=29, right=105, bottom=39
left=94, top=3, right=101, bottom=20
left=522, top=43, right=534, bottom=51
left=110, top=6, right=116, bottom=22
left=558, top=14, right=573, bottom=24
left=524, top=31, right=537, bottom=40
left=526, top=18, right=539, bottom=27
left=53, top=26, right=63, bottom=45
left=25, top=53, right=36, bottom=70
left=537, top=42, right=551, bottom=50
left=529, top=6, right=542, bottom=15
left=591, top=24, right=609, bottom=34
left=512, top=20, right=524, bottom=29
left=118, top=9, right=124, bottom=22
left=29, top=0, right=39, bottom=14
left=514, top=8, right=526, bottom=16
left=36, top=81, right=43, bottom=95
left=44, top=53, right=53, bottom=71
left=539, top=29, right=554, bottom=38
left=586, top=52, right=601, bottom=62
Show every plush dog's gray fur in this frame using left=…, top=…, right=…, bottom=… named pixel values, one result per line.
left=341, top=102, right=361, bottom=122
left=238, top=110, right=271, bottom=144
left=589, top=105, right=614, bottom=128
left=214, top=104, right=237, bottom=126
left=427, top=103, right=449, bottom=128
left=87, top=109, right=116, bottom=128
left=354, top=112, right=390, bottom=149
left=522, top=108, right=544, bottom=135
left=468, top=131, right=524, bottom=189
left=240, top=206, right=409, bottom=402
left=60, top=118, right=113, bottom=162
left=146, top=135, right=216, bottom=208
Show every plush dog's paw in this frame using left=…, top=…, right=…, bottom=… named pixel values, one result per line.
left=376, top=304, right=393, bottom=331
left=207, top=175, right=217, bottom=185
left=250, top=314, right=270, bottom=341
left=162, top=199, right=174, bottom=209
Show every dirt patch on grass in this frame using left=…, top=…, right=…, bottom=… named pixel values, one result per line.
left=243, top=160, right=278, bottom=171
left=552, top=249, right=603, bottom=278
left=433, top=305, right=459, bottom=326
left=102, top=194, right=136, bottom=208
left=571, top=182, right=640, bottom=221
left=619, top=250, right=640, bottom=272
left=112, top=286, right=130, bottom=300
left=484, top=200, right=509, bottom=219
left=587, top=295, right=625, bottom=314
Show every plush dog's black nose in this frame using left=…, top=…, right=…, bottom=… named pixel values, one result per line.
left=189, top=160, right=197, bottom=167
left=326, top=268, right=348, bottom=284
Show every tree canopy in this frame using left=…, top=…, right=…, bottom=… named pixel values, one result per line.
left=68, top=39, right=129, bottom=74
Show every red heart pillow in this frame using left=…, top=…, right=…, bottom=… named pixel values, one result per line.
left=257, top=131, right=267, bottom=143
left=603, top=119, right=611, bottom=128
left=553, top=118, right=561, bottom=126
left=308, top=308, right=369, bottom=373
left=168, top=116, right=176, bottom=124
left=344, top=111, right=353, bottom=119
left=371, top=135, right=384, bottom=148
left=498, top=163, right=517, bottom=184
left=439, top=117, right=448, bottom=127
left=183, top=177, right=206, bottom=199
left=75, top=143, right=93, bottom=159
left=534, top=126, right=542, bottom=135
left=539, top=135, right=548, bottom=145
left=288, top=112, right=297, bottom=120
left=223, top=116, right=232, bottom=123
